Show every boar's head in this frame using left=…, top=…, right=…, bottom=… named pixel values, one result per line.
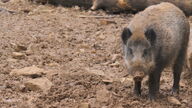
left=121, top=28, right=156, bottom=81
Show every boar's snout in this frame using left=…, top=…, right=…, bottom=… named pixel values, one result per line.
left=133, top=71, right=145, bottom=81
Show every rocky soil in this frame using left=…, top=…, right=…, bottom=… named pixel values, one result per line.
left=0, top=0, right=192, bottom=108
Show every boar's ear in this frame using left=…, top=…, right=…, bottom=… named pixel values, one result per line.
left=145, top=29, right=156, bottom=45
left=121, top=28, right=132, bottom=44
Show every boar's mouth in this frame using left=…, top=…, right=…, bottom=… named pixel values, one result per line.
left=132, top=71, right=145, bottom=81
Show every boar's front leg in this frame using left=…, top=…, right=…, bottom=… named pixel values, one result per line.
left=148, top=65, right=164, bottom=100
left=172, top=47, right=187, bottom=94
left=134, top=81, right=141, bottom=96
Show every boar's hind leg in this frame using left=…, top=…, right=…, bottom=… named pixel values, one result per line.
left=134, top=81, right=141, bottom=96
left=148, top=66, right=164, bottom=100
left=172, top=49, right=186, bottom=94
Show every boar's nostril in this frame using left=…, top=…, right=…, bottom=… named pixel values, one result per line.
left=133, top=71, right=145, bottom=81
left=133, top=76, right=143, bottom=81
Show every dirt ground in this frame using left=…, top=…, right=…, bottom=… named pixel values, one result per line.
left=0, top=0, right=192, bottom=108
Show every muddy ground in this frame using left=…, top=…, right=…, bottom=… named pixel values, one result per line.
left=0, top=0, right=192, bottom=108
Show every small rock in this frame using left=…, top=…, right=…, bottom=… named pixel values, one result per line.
left=15, top=45, right=27, bottom=52
left=16, top=84, right=26, bottom=92
left=119, top=77, right=133, bottom=87
left=24, top=77, right=53, bottom=93
left=78, top=103, right=90, bottom=108
left=47, top=63, right=59, bottom=67
left=131, top=100, right=140, bottom=105
left=80, top=49, right=85, bottom=53
left=12, top=52, right=25, bottom=59
left=95, top=31, right=101, bottom=36
left=97, top=34, right=106, bottom=40
left=10, top=65, right=46, bottom=78
left=120, top=77, right=133, bottom=83
left=25, top=49, right=33, bottom=55
left=100, top=20, right=116, bottom=25
left=182, top=99, right=188, bottom=104
left=167, top=96, right=181, bottom=105
left=95, top=31, right=105, bottom=40
left=111, top=54, right=120, bottom=62
left=7, top=58, right=17, bottom=62
left=3, top=99, right=16, bottom=103
left=110, top=61, right=120, bottom=67
left=103, top=61, right=110, bottom=65
left=10, top=43, right=27, bottom=52
left=85, top=68, right=105, bottom=76
left=102, top=79, right=113, bottom=84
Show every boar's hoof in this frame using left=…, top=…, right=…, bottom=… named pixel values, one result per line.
left=171, top=87, right=179, bottom=95
left=134, top=90, right=141, bottom=97
left=149, top=94, right=156, bottom=101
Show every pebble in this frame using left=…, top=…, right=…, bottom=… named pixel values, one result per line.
left=167, top=96, right=181, bottom=105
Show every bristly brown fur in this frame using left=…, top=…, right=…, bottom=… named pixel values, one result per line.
left=122, top=2, right=190, bottom=100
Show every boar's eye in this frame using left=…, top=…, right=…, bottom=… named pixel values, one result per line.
left=128, top=48, right=133, bottom=55
left=121, top=28, right=132, bottom=44
left=143, top=49, right=148, bottom=57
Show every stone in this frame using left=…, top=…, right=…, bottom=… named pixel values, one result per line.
left=12, top=52, right=25, bottom=59
left=120, top=77, right=133, bottom=87
left=111, top=54, right=120, bottom=62
left=100, top=20, right=116, bottom=25
left=47, top=62, right=59, bottom=67
left=7, top=58, right=17, bottom=62
left=167, top=96, right=181, bottom=105
left=11, top=43, right=27, bottom=52
left=10, top=65, right=46, bottom=78
left=15, top=45, right=27, bottom=52
left=97, top=34, right=106, bottom=40
left=110, top=61, right=120, bottom=67
left=102, top=79, right=113, bottom=84
left=24, top=77, right=53, bottom=93
left=79, top=49, right=85, bottom=53
left=85, top=68, right=105, bottom=76
left=130, top=100, right=140, bottom=105
left=182, top=99, right=188, bottom=104
left=78, top=103, right=90, bottom=108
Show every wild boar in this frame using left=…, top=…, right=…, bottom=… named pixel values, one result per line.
left=121, top=2, right=190, bottom=100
